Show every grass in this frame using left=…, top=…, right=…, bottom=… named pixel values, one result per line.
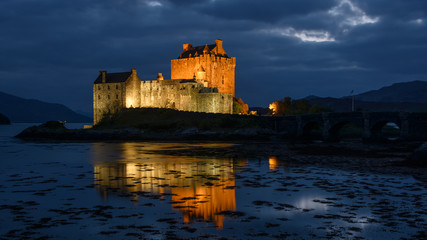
left=94, top=108, right=273, bottom=131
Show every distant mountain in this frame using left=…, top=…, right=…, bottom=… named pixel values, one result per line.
left=303, top=95, right=321, bottom=100
left=349, top=80, right=427, bottom=103
left=0, top=113, right=10, bottom=124
left=0, top=91, right=92, bottom=123
left=301, top=80, right=427, bottom=113
left=308, top=97, right=427, bottom=112
left=75, top=109, right=92, bottom=118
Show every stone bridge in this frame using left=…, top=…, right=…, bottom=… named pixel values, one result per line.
left=271, top=112, right=427, bottom=141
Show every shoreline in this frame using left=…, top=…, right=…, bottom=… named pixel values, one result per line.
left=13, top=122, right=427, bottom=182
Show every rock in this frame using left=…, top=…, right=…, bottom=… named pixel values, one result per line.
left=15, top=121, right=67, bottom=139
left=0, top=113, right=11, bottom=125
left=404, top=142, right=427, bottom=167
left=180, top=128, right=199, bottom=135
left=15, top=120, right=280, bottom=141
left=40, top=121, right=66, bottom=129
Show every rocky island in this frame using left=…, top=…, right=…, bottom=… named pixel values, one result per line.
left=15, top=108, right=278, bottom=141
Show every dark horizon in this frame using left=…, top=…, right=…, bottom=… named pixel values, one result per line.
left=1, top=0, right=426, bottom=113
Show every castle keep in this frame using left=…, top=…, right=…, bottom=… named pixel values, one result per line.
left=93, top=39, right=236, bottom=124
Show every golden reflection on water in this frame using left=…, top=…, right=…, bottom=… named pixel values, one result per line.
left=268, top=156, right=279, bottom=170
left=91, top=142, right=240, bottom=228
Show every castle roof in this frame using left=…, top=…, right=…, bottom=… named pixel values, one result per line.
left=178, top=42, right=229, bottom=59
left=94, top=72, right=132, bottom=84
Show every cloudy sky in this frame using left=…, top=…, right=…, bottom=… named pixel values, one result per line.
left=1, top=0, right=426, bottom=113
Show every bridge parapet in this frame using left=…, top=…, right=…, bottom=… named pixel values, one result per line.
left=274, top=111, right=427, bottom=141
left=406, top=112, right=427, bottom=140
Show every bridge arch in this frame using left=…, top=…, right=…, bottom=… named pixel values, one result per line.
left=370, top=120, right=401, bottom=140
left=279, top=112, right=427, bottom=141
left=302, top=121, right=323, bottom=139
left=328, top=120, right=363, bottom=141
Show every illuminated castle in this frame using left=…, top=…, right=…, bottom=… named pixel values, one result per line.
left=93, top=39, right=236, bottom=124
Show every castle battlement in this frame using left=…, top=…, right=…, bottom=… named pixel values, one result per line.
left=93, top=39, right=235, bottom=125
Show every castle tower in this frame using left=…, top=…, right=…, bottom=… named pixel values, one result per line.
left=171, top=39, right=236, bottom=96
left=93, top=68, right=141, bottom=124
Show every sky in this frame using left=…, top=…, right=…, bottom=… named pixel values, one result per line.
left=1, top=0, right=426, bottom=113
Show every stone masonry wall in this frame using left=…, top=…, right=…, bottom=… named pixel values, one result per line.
left=93, top=82, right=126, bottom=125
left=125, top=70, right=141, bottom=108
left=197, top=92, right=233, bottom=114
left=94, top=78, right=232, bottom=125
left=139, top=79, right=232, bottom=114
left=171, top=54, right=236, bottom=96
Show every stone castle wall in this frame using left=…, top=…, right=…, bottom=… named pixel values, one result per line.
left=125, top=71, right=142, bottom=108
left=93, top=82, right=126, bottom=125
left=94, top=77, right=232, bottom=124
left=171, top=54, right=236, bottom=96
left=139, top=79, right=232, bottom=114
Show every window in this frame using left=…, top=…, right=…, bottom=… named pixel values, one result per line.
left=108, top=95, right=110, bottom=99
left=98, top=86, right=100, bottom=90
left=98, top=95, right=100, bottom=100
left=116, top=94, right=118, bottom=99
left=108, top=86, right=110, bottom=90
left=116, top=85, right=119, bottom=90
left=222, top=76, right=224, bottom=84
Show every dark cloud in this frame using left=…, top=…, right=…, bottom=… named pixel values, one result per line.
left=0, top=0, right=426, bottom=111
left=195, top=0, right=336, bottom=23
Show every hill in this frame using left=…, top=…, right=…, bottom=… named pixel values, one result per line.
left=350, top=80, right=427, bottom=103
left=95, top=108, right=271, bottom=131
left=0, top=91, right=92, bottom=123
left=308, top=97, right=427, bottom=112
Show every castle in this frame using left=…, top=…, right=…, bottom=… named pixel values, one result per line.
left=93, top=39, right=236, bottom=124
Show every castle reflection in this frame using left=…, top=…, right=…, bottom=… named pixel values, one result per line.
left=91, top=142, right=241, bottom=228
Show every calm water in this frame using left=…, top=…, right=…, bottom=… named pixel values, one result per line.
left=0, top=123, right=426, bottom=239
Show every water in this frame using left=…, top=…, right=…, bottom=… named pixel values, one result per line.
left=0, top=124, right=426, bottom=239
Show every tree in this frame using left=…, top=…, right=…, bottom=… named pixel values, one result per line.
left=292, top=99, right=310, bottom=115
left=282, top=97, right=292, bottom=115
left=309, top=104, right=332, bottom=114
left=233, top=98, right=249, bottom=114
left=269, top=97, right=331, bottom=116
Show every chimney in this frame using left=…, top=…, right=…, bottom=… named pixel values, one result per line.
left=99, top=70, right=107, bottom=83
left=183, top=43, right=192, bottom=51
left=157, top=73, right=164, bottom=80
left=131, top=68, right=137, bottom=74
left=215, top=39, right=223, bottom=49
left=203, top=44, right=209, bottom=54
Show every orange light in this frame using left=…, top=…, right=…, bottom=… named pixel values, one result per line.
left=268, top=156, right=279, bottom=170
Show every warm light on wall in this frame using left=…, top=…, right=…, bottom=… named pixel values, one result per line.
left=126, top=98, right=134, bottom=108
